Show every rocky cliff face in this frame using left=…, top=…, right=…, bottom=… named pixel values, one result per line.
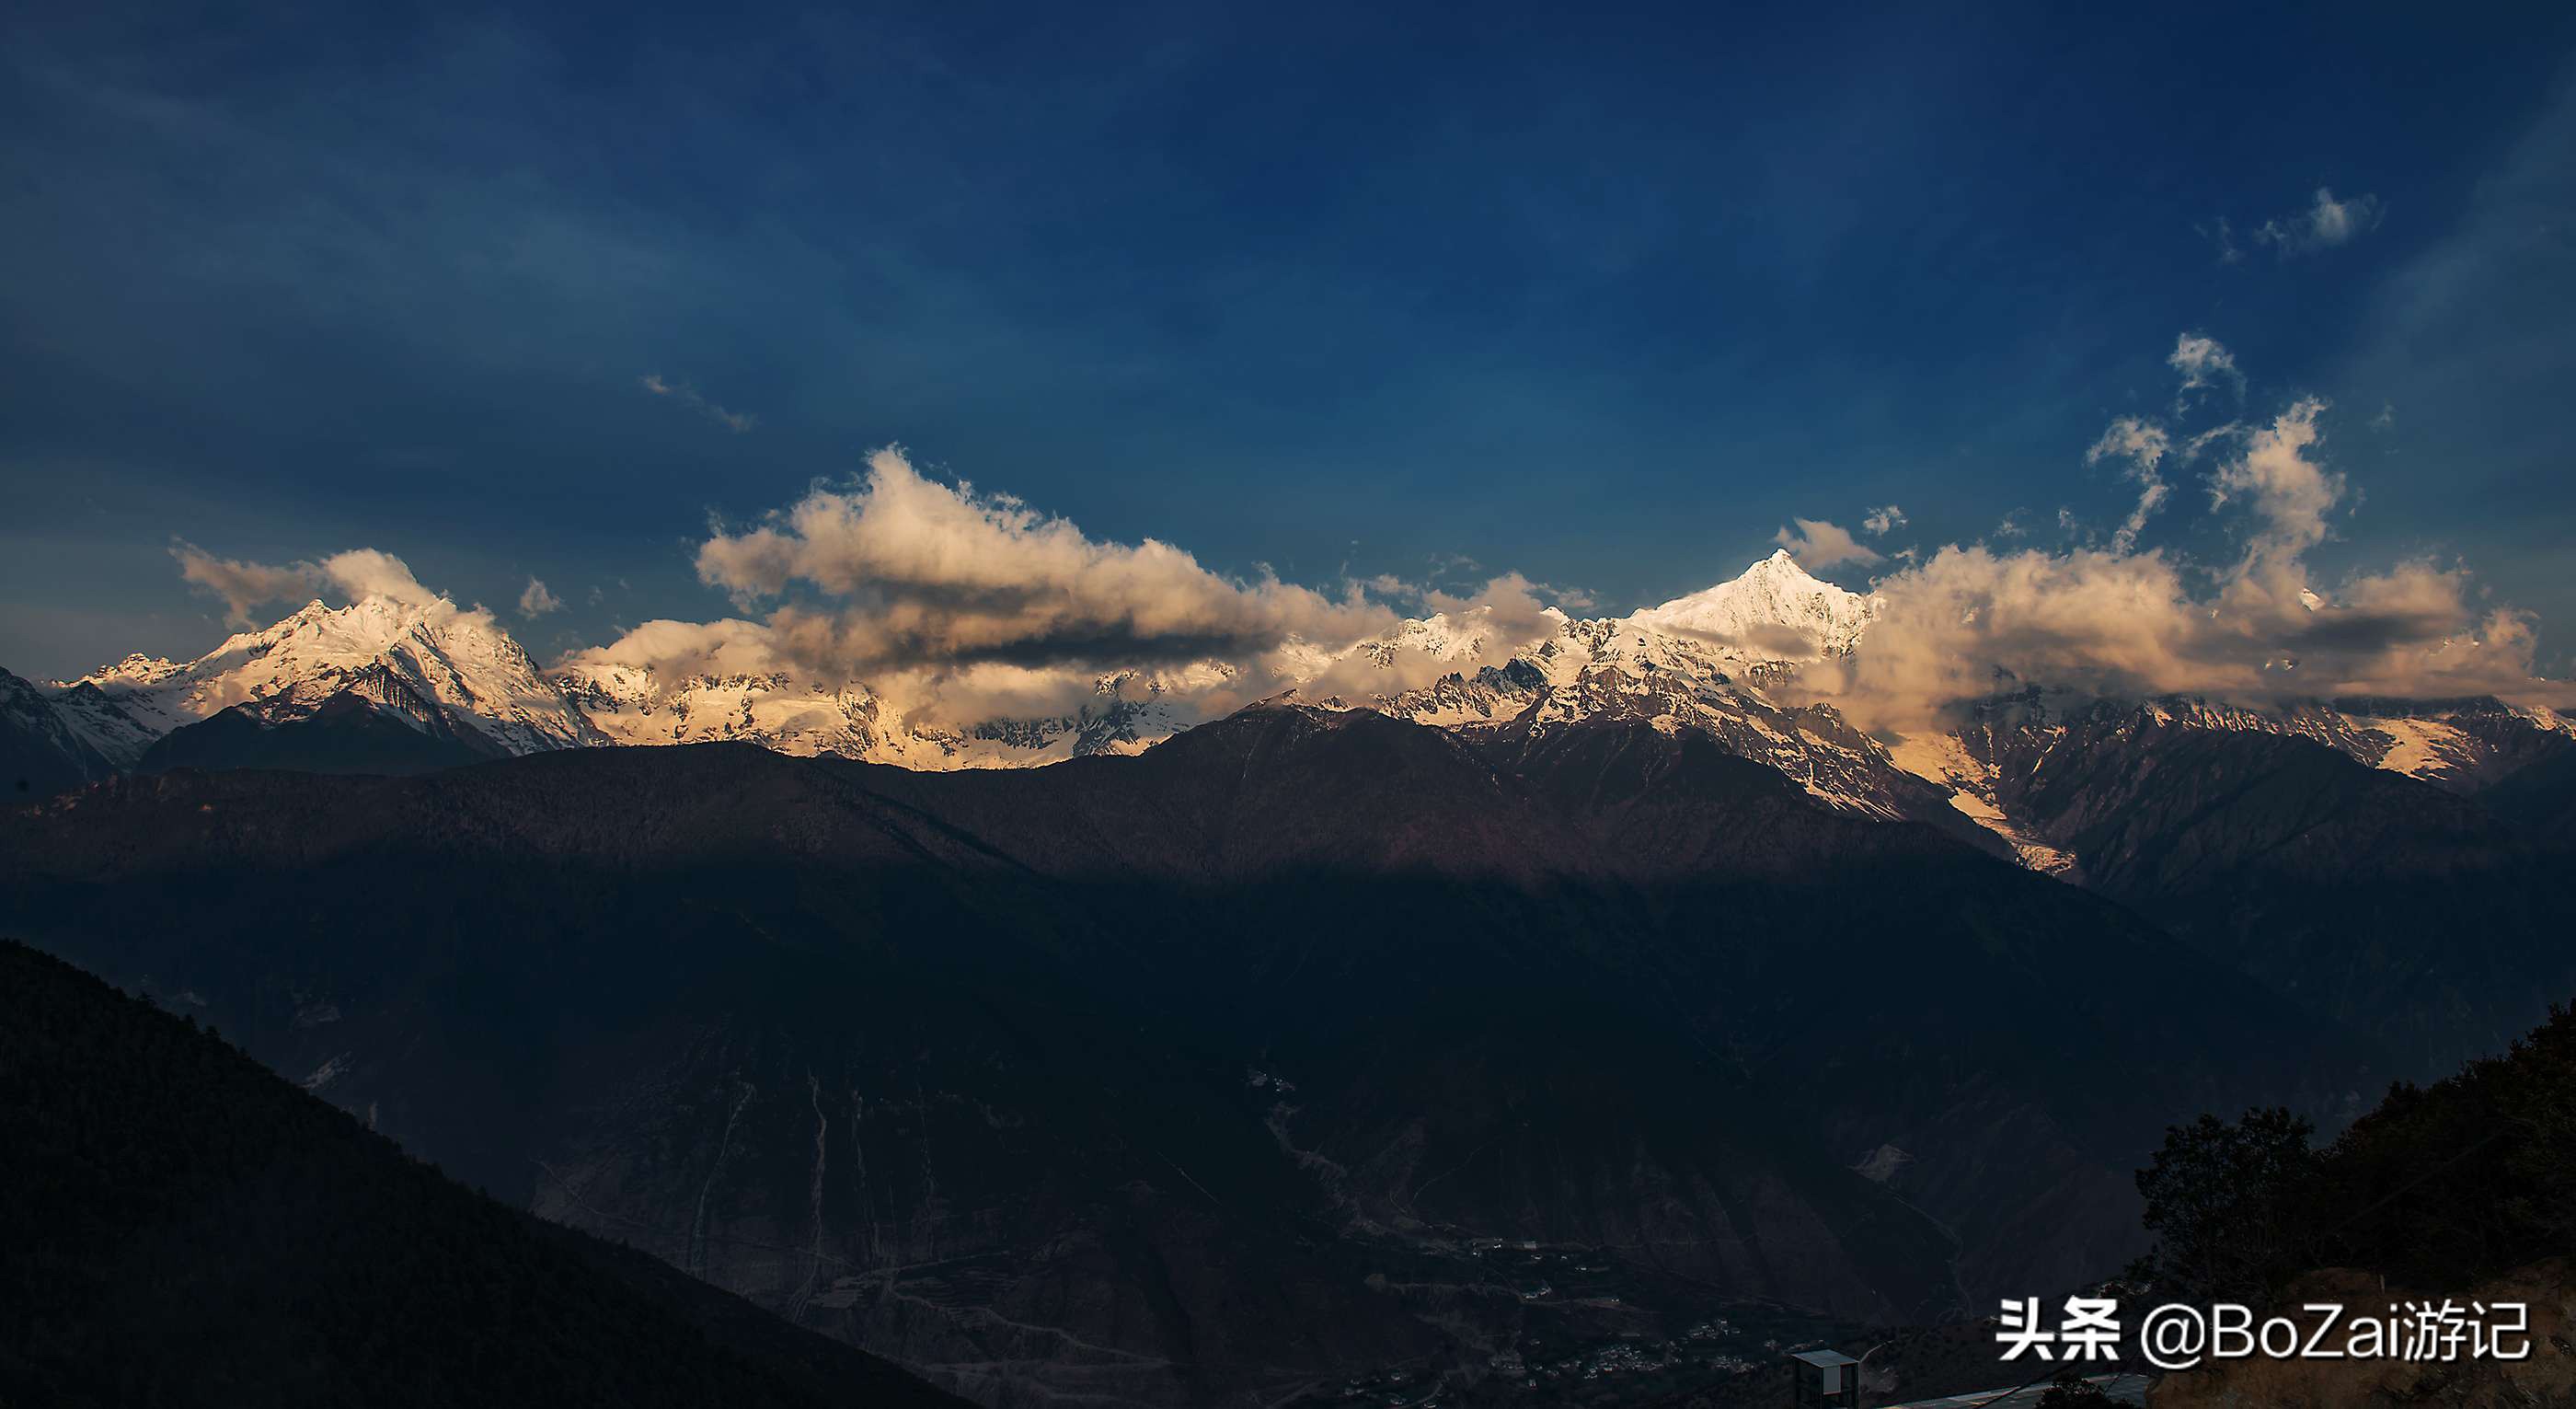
left=1, top=665, right=114, bottom=798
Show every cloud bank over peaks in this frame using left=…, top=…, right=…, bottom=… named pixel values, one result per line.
left=575, top=447, right=1544, bottom=729
left=691, top=447, right=1401, bottom=678
left=1789, top=341, right=2550, bottom=730
left=174, top=542, right=449, bottom=625
left=163, top=339, right=2559, bottom=742
left=1289, top=572, right=1576, bottom=703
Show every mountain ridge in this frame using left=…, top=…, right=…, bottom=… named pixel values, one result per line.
left=0, top=939, right=972, bottom=1409
left=0, top=710, right=2371, bottom=1405
left=10, top=552, right=2571, bottom=886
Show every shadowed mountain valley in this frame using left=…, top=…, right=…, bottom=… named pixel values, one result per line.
left=0, top=941, right=970, bottom=1409
left=2, top=706, right=2380, bottom=1405
left=1961, top=703, right=2576, bottom=1073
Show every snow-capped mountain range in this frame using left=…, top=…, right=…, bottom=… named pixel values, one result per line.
left=36, top=590, right=1189, bottom=776
left=552, top=659, right=1179, bottom=770
left=1629, top=547, right=1880, bottom=659
left=9, top=548, right=2570, bottom=879
left=47, top=595, right=599, bottom=768
left=1292, top=550, right=1942, bottom=820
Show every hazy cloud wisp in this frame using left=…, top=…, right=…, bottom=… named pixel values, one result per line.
left=173, top=543, right=324, bottom=627
left=639, top=374, right=758, bottom=433
left=1772, top=517, right=1883, bottom=571
left=2255, top=187, right=2385, bottom=256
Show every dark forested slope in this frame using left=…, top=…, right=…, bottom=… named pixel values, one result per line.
left=0, top=941, right=969, bottom=1409
left=0, top=707, right=2373, bottom=1406
left=1969, top=709, right=2576, bottom=1071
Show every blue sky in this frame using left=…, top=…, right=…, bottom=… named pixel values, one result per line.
left=5, top=2, right=2573, bottom=685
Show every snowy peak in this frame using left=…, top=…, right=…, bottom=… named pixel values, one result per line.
left=17, top=549, right=2568, bottom=856
left=2, top=664, right=116, bottom=794
left=553, top=663, right=890, bottom=759
left=1627, top=549, right=1880, bottom=661
left=65, top=653, right=188, bottom=692
left=551, top=659, right=1183, bottom=769
left=1356, top=606, right=1561, bottom=668
left=1871, top=687, right=2576, bottom=884
left=1305, top=551, right=1880, bottom=713
left=1276, top=555, right=1976, bottom=835
left=44, top=593, right=597, bottom=765
left=21, top=549, right=1896, bottom=782
left=36, top=586, right=1189, bottom=777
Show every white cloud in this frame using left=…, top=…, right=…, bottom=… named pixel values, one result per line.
left=2208, top=398, right=2345, bottom=587
left=2202, top=215, right=2245, bottom=265
left=1795, top=389, right=2547, bottom=729
left=519, top=577, right=564, bottom=618
left=178, top=357, right=2553, bottom=744
left=564, top=451, right=1610, bottom=732
left=171, top=542, right=324, bottom=626
left=561, top=617, right=785, bottom=681
left=2085, top=416, right=2172, bottom=553
left=2168, top=332, right=2244, bottom=411
left=639, top=373, right=757, bottom=433
left=315, top=549, right=443, bottom=610
left=170, top=542, right=449, bottom=623
left=691, top=446, right=1399, bottom=679
left=1771, top=517, right=1883, bottom=570
left=1861, top=504, right=1906, bottom=536
left=1801, top=540, right=2545, bottom=732
left=1292, top=572, right=1571, bottom=703
left=2254, top=187, right=2384, bottom=256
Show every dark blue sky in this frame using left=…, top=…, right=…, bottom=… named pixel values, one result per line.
left=6, top=1, right=2573, bottom=680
